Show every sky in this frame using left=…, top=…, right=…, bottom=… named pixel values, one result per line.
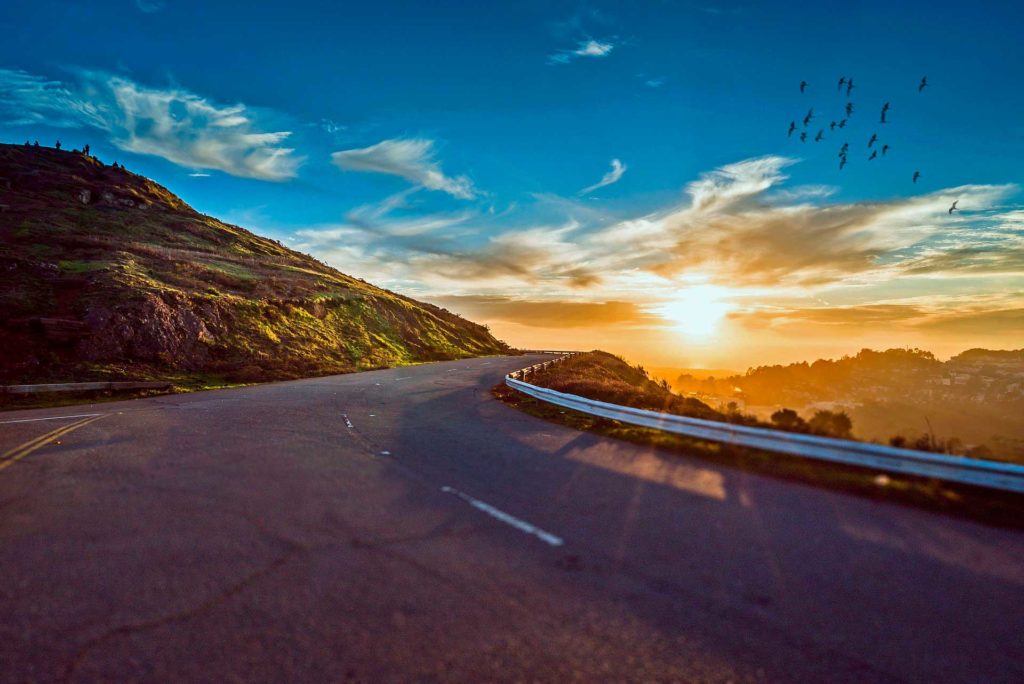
left=2, top=0, right=1023, bottom=370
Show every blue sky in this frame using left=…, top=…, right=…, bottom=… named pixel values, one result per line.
left=2, top=0, right=1023, bottom=366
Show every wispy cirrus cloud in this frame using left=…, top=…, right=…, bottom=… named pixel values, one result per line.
left=135, top=0, right=166, bottom=13
left=548, top=39, right=616, bottom=65
left=0, top=68, right=301, bottom=180
left=331, top=138, right=476, bottom=199
left=579, top=158, right=627, bottom=195
left=294, top=153, right=1022, bottom=340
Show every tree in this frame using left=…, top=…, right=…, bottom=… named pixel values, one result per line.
left=966, top=444, right=994, bottom=460
left=808, top=410, right=853, bottom=439
left=771, top=408, right=807, bottom=432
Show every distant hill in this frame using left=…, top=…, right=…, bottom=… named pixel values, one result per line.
left=649, top=367, right=740, bottom=383
left=0, top=143, right=508, bottom=384
left=672, top=347, right=1024, bottom=461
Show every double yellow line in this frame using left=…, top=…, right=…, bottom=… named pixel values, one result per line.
left=0, top=414, right=106, bottom=474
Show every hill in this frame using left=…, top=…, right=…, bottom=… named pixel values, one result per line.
left=0, top=143, right=508, bottom=385
left=671, top=347, right=1024, bottom=461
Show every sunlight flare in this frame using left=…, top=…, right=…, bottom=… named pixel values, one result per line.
left=654, top=285, right=734, bottom=338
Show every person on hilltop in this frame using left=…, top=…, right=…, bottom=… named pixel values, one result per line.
left=55, top=140, right=61, bottom=150
left=83, top=144, right=90, bottom=156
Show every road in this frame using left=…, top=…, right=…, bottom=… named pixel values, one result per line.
left=1, top=354, right=1022, bottom=683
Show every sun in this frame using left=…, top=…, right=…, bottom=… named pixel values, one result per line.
left=654, top=285, right=733, bottom=338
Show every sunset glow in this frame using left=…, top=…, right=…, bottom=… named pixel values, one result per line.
left=2, top=2, right=1020, bottom=370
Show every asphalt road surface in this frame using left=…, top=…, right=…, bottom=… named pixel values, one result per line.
left=1, top=354, right=1023, bottom=683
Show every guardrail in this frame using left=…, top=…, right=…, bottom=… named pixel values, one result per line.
left=1, top=381, right=172, bottom=395
left=505, top=355, right=1024, bottom=494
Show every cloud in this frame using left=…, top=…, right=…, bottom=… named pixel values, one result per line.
left=295, top=153, right=1022, bottom=339
left=188, top=172, right=211, bottom=178
left=549, top=39, right=616, bottom=64
left=580, top=158, right=627, bottom=195
left=331, top=138, right=476, bottom=199
left=135, top=0, right=165, bottom=12
left=0, top=68, right=301, bottom=180
left=431, top=296, right=660, bottom=328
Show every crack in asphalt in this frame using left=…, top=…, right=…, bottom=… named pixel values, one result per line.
left=59, top=547, right=303, bottom=683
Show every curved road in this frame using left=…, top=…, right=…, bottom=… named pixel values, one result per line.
left=1, top=354, right=1022, bottom=683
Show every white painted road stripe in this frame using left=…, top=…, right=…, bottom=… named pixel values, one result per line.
left=0, top=413, right=102, bottom=425
left=440, top=486, right=564, bottom=547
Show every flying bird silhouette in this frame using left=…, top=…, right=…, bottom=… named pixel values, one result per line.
left=803, top=108, right=814, bottom=126
left=788, top=120, right=797, bottom=137
left=815, top=130, right=824, bottom=142
left=880, top=102, right=890, bottom=123
left=838, top=119, right=847, bottom=128
left=882, top=144, right=890, bottom=155
left=800, top=80, right=808, bottom=93
left=839, top=142, right=849, bottom=155
left=913, top=170, right=921, bottom=183
left=830, top=120, right=837, bottom=131
left=839, top=157, right=847, bottom=170
left=869, top=150, right=878, bottom=160
left=800, top=131, right=807, bottom=142
left=838, top=76, right=847, bottom=91
left=949, top=200, right=959, bottom=214
left=919, top=76, right=928, bottom=92
left=868, top=133, right=878, bottom=147
left=845, top=102, right=854, bottom=117
left=846, top=78, right=855, bottom=96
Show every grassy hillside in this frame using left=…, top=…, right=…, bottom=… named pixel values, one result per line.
left=0, top=143, right=508, bottom=385
left=525, top=351, right=727, bottom=421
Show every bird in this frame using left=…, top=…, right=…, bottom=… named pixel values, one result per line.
left=815, top=130, right=825, bottom=142
left=869, top=150, right=878, bottom=160
left=830, top=120, right=837, bottom=131
left=882, top=144, right=890, bottom=156
left=868, top=133, right=878, bottom=147
left=839, top=142, right=849, bottom=155
left=949, top=200, right=959, bottom=214
left=803, top=108, right=814, bottom=126
left=788, top=120, right=797, bottom=137
left=838, top=76, right=847, bottom=91
left=800, top=131, right=807, bottom=142
left=845, top=102, right=854, bottom=117
left=919, top=76, right=928, bottom=92
left=838, top=119, right=847, bottom=128
left=846, top=78, right=855, bottom=96
left=880, top=110, right=887, bottom=124
left=880, top=102, right=890, bottom=123
left=800, top=80, right=808, bottom=93
left=913, top=170, right=921, bottom=183
left=839, top=157, right=847, bottom=170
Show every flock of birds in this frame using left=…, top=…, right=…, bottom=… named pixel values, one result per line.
left=787, top=75, right=960, bottom=215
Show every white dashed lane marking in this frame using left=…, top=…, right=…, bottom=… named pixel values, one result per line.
left=440, top=486, right=564, bottom=547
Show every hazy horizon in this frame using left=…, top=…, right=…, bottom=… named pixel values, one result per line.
left=3, top=0, right=1021, bottom=369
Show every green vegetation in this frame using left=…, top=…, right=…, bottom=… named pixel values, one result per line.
left=496, top=351, right=1024, bottom=527
left=0, top=143, right=509, bottom=388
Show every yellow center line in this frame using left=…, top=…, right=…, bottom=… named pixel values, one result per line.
left=0, top=414, right=106, bottom=473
